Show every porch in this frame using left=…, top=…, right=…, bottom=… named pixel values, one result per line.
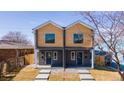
left=65, top=50, right=91, bottom=67
left=34, top=47, right=94, bottom=68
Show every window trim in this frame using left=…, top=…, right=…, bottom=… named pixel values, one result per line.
left=53, top=51, right=58, bottom=60
left=71, top=51, right=75, bottom=60
left=73, top=33, right=83, bottom=43
left=44, top=33, right=55, bottom=43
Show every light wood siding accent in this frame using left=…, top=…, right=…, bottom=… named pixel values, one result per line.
left=66, top=23, right=93, bottom=48
left=37, top=23, right=63, bottom=47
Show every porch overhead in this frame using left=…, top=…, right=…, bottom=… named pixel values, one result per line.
left=65, top=47, right=93, bottom=50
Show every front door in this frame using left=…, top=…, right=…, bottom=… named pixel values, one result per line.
left=46, top=52, right=52, bottom=64
left=77, top=52, right=83, bottom=65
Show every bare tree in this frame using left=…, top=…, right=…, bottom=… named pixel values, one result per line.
left=81, top=11, right=124, bottom=80
left=2, top=31, right=31, bottom=45
left=95, top=35, right=104, bottom=51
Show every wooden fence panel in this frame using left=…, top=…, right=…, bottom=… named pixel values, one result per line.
left=24, top=54, right=34, bottom=65
left=95, top=55, right=105, bottom=66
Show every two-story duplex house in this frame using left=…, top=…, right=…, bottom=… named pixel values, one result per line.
left=33, top=21, right=94, bottom=68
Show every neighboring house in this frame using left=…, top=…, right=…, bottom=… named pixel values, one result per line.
left=33, top=20, right=95, bottom=68
left=0, top=40, right=34, bottom=60
left=0, top=40, right=34, bottom=74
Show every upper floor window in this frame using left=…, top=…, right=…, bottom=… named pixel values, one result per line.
left=73, top=33, right=83, bottom=43
left=45, top=33, right=55, bottom=43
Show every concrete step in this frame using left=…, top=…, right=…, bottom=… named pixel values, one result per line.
left=80, top=79, right=95, bottom=81
left=80, top=74, right=94, bottom=80
left=78, top=69, right=90, bottom=74
left=39, top=69, right=51, bottom=74
left=36, top=65, right=51, bottom=69
left=35, top=74, right=49, bottom=80
left=34, top=79, right=47, bottom=81
left=51, top=67, right=64, bottom=73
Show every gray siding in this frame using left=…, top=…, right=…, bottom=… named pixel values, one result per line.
left=52, top=51, right=63, bottom=67
left=39, top=50, right=63, bottom=67
left=66, top=50, right=76, bottom=67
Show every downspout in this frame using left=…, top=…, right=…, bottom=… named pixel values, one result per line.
left=63, top=27, right=66, bottom=69
left=91, top=29, right=95, bottom=68
left=33, top=30, right=38, bottom=67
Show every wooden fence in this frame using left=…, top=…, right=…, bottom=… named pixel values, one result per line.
left=95, top=55, right=105, bottom=66
left=0, top=54, right=34, bottom=77
left=24, top=54, right=34, bottom=65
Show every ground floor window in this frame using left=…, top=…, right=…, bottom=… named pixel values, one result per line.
left=71, top=51, right=75, bottom=60
left=53, top=51, right=58, bottom=60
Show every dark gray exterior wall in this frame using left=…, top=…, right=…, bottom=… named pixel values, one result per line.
left=52, top=51, right=63, bottom=67
left=65, top=50, right=91, bottom=67
left=39, top=50, right=63, bottom=67
left=83, top=50, right=91, bottom=66
left=66, top=50, right=76, bottom=67
left=38, top=48, right=92, bottom=67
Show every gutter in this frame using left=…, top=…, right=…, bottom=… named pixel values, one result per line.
left=63, top=27, right=66, bottom=68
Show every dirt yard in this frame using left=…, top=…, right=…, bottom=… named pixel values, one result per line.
left=90, top=69, right=121, bottom=81
left=49, top=72, right=80, bottom=81
left=13, top=65, right=39, bottom=81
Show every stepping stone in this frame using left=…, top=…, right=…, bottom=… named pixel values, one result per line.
left=36, top=65, right=51, bottom=69
left=34, top=79, right=47, bottom=81
left=80, top=74, right=94, bottom=80
left=81, top=79, right=95, bottom=81
left=35, top=74, right=49, bottom=80
left=51, top=67, right=64, bottom=73
left=78, top=69, right=90, bottom=74
left=39, top=69, right=51, bottom=74
left=65, top=68, right=77, bottom=73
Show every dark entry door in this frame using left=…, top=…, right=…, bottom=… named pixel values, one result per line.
left=46, top=52, right=52, bottom=64
left=77, top=52, right=83, bottom=65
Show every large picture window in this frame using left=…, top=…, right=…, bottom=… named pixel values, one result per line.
left=45, top=33, right=55, bottom=43
left=73, top=33, right=83, bottom=43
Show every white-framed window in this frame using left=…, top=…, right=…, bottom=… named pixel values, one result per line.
left=53, top=51, right=58, bottom=60
left=71, top=51, right=75, bottom=60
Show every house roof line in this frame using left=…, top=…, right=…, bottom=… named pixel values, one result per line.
left=65, top=20, right=95, bottom=30
left=0, top=40, right=34, bottom=49
left=32, top=20, right=95, bottom=31
left=32, top=20, right=64, bottom=31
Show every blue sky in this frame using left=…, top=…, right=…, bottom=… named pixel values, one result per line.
left=0, top=11, right=85, bottom=44
left=0, top=11, right=123, bottom=63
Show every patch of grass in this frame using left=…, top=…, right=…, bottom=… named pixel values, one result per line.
left=90, top=69, right=121, bottom=81
left=49, top=72, right=80, bottom=81
left=13, top=66, right=39, bottom=81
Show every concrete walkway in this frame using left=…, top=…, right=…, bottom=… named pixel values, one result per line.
left=77, top=68, right=95, bottom=81
left=51, top=67, right=64, bottom=73
left=34, top=66, right=95, bottom=81
left=34, top=65, right=51, bottom=81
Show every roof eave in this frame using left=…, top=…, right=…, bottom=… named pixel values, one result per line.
left=65, top=20, right=95, bottom=31
left=32, top=20, right=64, bottom=31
